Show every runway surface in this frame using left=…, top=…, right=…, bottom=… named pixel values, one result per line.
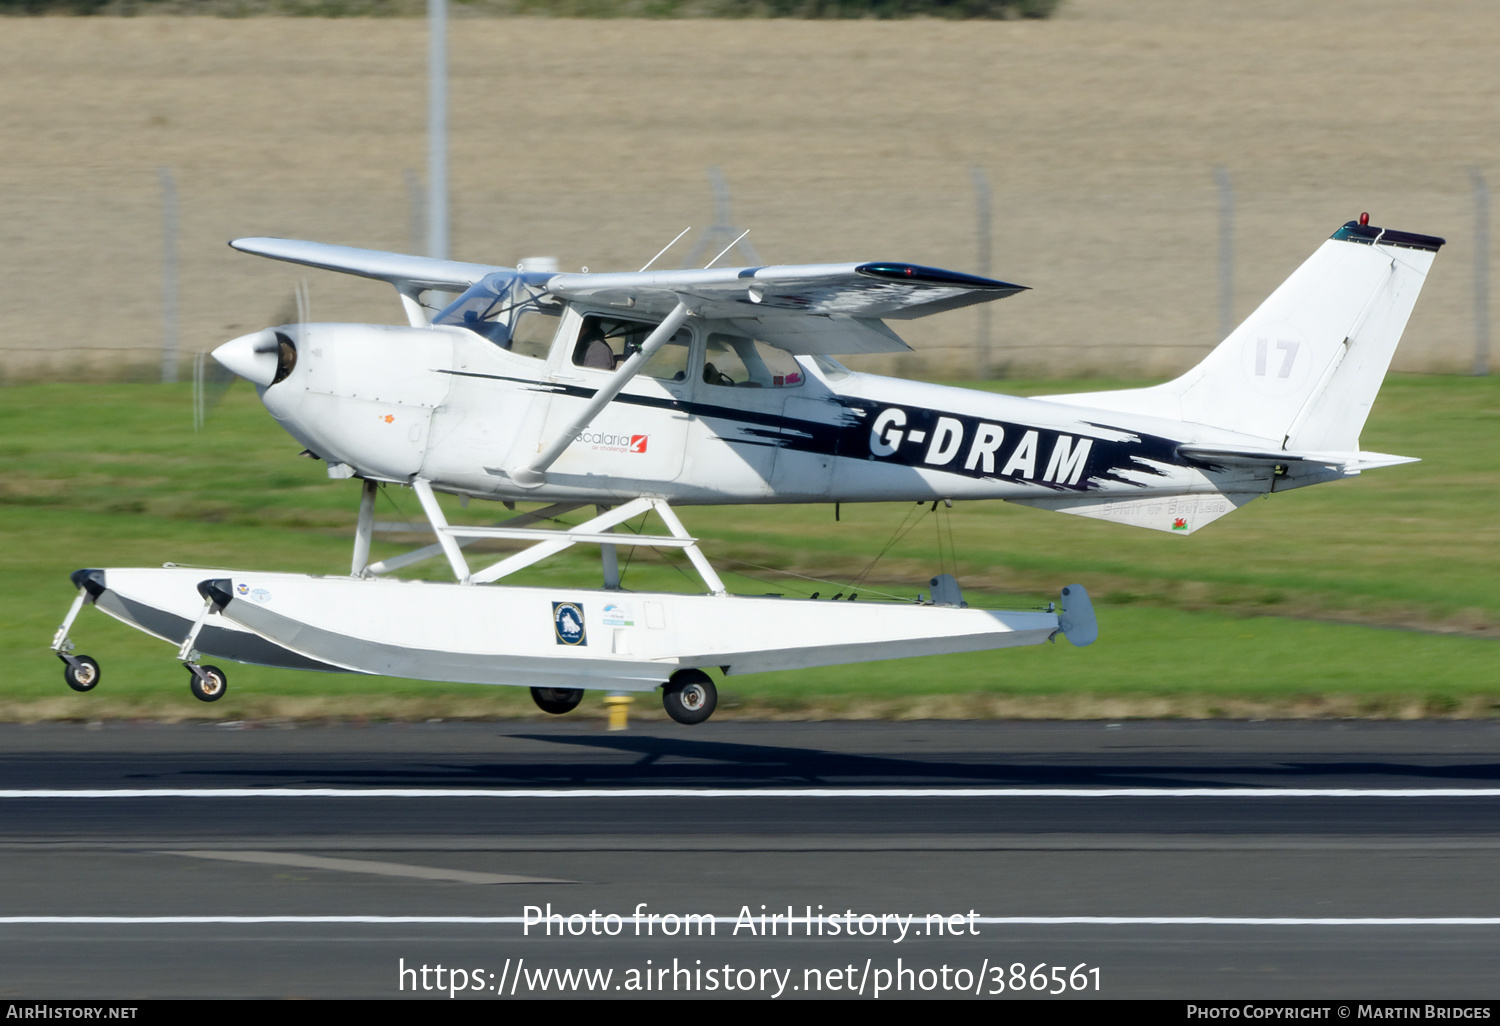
left=4, top=718, right=1500, bottom=999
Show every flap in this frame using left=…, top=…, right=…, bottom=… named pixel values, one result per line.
left=723, top=314, right=912, bottom=355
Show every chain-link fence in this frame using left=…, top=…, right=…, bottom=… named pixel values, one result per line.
left=3, top=165, right=1489, bottom=385
left=1, top=9, right=1494, bottom=384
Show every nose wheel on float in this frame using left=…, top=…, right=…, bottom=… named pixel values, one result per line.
left=62, top=654, right=101, bottom=693
left=52, top=569, right=230, bottom=704
left=176, top=583, right=232, bottom=703
left=188, top=664, right=228, bottom=703
left=52, top=572, right=104, bottom=694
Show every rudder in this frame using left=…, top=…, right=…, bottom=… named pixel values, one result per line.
left=1045, top=220, right=1444, bottom=449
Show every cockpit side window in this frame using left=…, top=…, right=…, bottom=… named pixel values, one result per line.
left=571, top=314, right=693, bottom=382
left=703, top=334, right=804, bottom=388
left=509, top=308, right=561, bottom=360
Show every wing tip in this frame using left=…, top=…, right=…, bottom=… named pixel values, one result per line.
left=855, top=262, right=1028, bottom=291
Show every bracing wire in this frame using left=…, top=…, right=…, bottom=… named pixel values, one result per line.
left=646, top=545, right=705, bottom=589
left=376, top=481, right=422, bottom=532
left=716, top=558, right=907, bottom=601
left=619, top=515, right=909, bottom=601
left=614, top=510, right=651, bottom=586
left=932, top=502, right=945, bottom=578
left=850, top=501, right=932, bottom=588
left=943, top=502, right=959, bottom=579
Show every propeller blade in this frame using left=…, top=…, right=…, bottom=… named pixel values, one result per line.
left=197, top=283, right=307, bottom=429
left=192, top=350, right=238, bottom=431
left=271, top=292, right=299, bottom=333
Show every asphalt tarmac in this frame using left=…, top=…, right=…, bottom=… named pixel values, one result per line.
left=4, top=718, right=1500, bottom=1000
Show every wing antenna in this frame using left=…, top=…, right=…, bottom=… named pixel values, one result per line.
left=638, top=226, right=692, bottom=273
left=703, top=229, right=750, bottom=269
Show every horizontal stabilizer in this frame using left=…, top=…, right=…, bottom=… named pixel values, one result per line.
left=230, top=238, right=501, bottom=294
left=1177, top=444, right=1419, bottom=472
left=1010, top=492, right=1259, bottom=535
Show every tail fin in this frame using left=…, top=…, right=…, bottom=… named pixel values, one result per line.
left=1046, top=220, right=1444, bottom=449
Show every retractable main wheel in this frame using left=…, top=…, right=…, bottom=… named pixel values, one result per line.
left=530, top=687, right=584, bottom=715
left=62, top=655, right=101, bottom=693
left=189, top=665, right=227, bottom=703
left=662, top=669, right=717, bottom=726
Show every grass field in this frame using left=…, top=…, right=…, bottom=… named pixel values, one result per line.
left=1, top=374, right=1495, bottom=721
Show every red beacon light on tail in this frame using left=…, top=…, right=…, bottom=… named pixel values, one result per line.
left=1359, top=212, right=1370, bottom=226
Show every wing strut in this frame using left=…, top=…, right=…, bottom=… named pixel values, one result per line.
left=510, top=301, right=691, bottom=488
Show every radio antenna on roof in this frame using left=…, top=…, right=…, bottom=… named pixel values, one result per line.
left=639, top=226, right=692, bottom=272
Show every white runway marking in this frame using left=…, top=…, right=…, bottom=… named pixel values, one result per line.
left=1, top=788, right=1499, bottom=799
left=2, top=924, right=1500, bottom=930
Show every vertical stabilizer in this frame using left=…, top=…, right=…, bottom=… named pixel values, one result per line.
left=1044, top=221, right=1444, bottom=449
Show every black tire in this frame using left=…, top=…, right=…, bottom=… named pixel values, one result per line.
left=662, top=669, right=717, bottom=725
left=63, top=655, right=100, bottom=693
left=189, top=665, right=227, bottom=703
left=530, top=687, right=584, bottom=715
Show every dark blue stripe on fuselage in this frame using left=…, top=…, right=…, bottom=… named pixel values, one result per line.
left=439, top=369, right=1187, bottom=491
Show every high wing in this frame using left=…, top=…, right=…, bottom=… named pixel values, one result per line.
left=230, top=237, right=1028, bottom=354
left=543, top=261, right=1028, bottom=355
left=230, top=237, right=500, bottom=293
left=230, top=237, right=504, bottom=327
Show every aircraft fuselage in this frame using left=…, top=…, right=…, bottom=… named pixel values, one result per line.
left=251, top=313, right=1302, bottom=534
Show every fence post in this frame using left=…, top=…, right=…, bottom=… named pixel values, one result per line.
left=1215, top=166, right=1234, bottom=343
left=405, top=168, right=425, bottom=256
left=159, top=167, right=178, bottom=384
left=427, top=0, right=448, bottom=261
left=972, top=166, right=992, bottom=380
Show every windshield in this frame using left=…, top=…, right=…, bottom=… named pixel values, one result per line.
left=433, top=271, right=559, bottom=351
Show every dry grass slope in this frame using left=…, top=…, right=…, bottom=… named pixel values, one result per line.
left=0, top=1, right=1495, bottom=381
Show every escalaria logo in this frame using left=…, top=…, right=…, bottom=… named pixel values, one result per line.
left=576, top=430, right=648, bottom=455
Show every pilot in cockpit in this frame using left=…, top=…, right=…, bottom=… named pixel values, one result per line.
left=574, top=323, right=614, bottom=369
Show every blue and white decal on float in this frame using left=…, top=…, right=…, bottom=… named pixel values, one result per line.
left=552, top=601, right=587, bottom=646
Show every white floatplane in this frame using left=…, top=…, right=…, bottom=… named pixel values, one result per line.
left=51, top=216, right=1441, bottom=723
